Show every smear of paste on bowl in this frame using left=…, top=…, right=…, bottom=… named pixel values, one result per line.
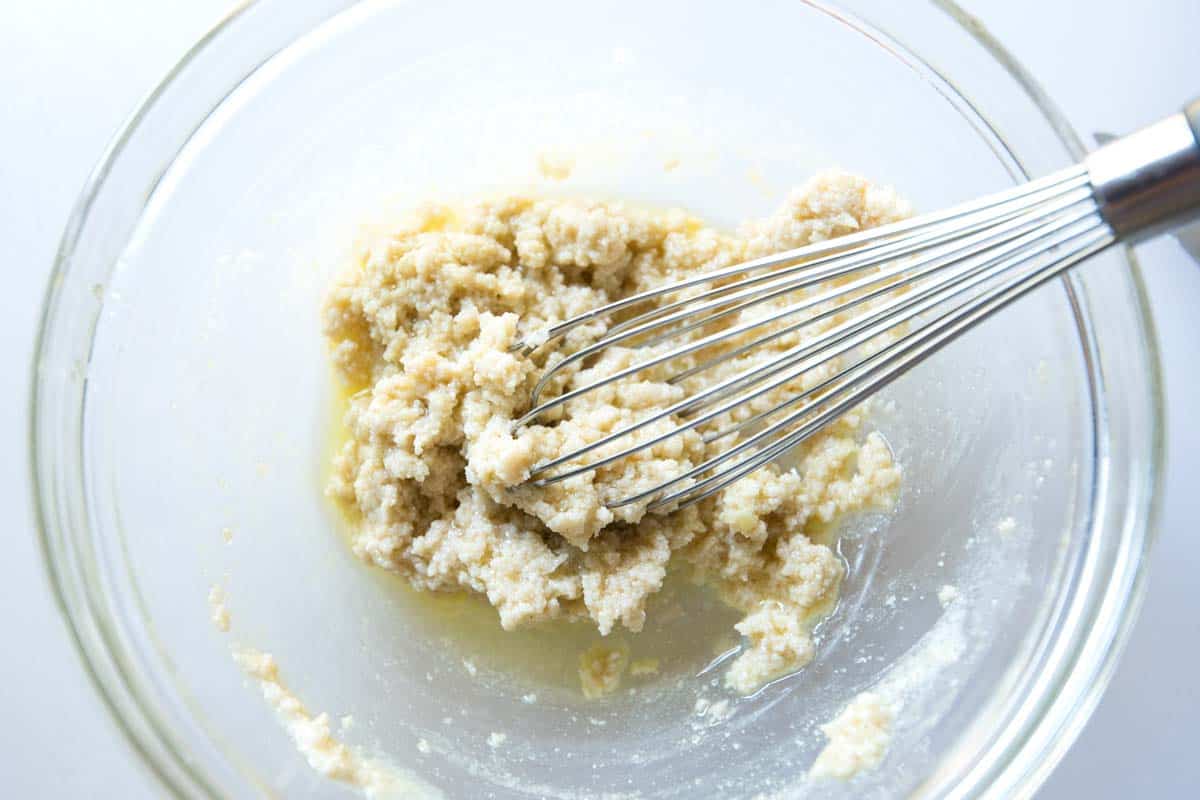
left=810, top=692, right=897, bottom=780
left=809, top=582, right=971, bottom=782
left=208, top=589, right=439, bottom=798
left=234, top=649, right=403, bottom=797
left=323, top=170, right=906, bottom=693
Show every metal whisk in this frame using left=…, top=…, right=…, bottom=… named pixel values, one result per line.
left=512, top=100, right=1200, bottom=512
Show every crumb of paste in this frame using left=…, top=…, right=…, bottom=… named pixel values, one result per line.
left=694, top=697, right=732, bottom=725
left=579, top=643, right=629, bottom=699
left=810, top=692, right=896, bottom=780
left=536, top=152, right=574, bottom=181
left=324, top=171, right=906, bottom=693
left=208, top=585, right=230, bottom=633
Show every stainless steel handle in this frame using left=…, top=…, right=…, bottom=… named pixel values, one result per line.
left=1086, top=98, right=1200, bottom=242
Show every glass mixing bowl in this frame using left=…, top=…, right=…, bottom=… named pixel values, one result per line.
left=32, top=1, right=1163, bottom=797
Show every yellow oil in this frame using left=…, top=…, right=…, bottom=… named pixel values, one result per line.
left=323, top=379, right=745, bottom=694
left=370, top=564, right=744, bottom=694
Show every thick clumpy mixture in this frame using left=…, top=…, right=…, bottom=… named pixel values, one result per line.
left=324, top=171, right=905, bottom=693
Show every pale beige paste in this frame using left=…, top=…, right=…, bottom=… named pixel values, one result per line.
left=579, top=642, right=629, bottom=699
left=324, top=170, right=905, bottom=693
left=810, top=691, right=896, bottom=780
left=235, top=649, right=411, bottom=798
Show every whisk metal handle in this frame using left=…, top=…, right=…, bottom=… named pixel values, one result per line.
left=1086, top=98, right=1200, bottom=242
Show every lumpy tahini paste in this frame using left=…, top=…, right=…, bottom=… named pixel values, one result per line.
left=324, top=171, right=905, bottom=693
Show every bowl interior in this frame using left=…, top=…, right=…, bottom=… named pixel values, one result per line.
left=84, top=1, right=1101, bottom=796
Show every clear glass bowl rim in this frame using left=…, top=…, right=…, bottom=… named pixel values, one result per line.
left=28, top=1, right=1166, bottom=797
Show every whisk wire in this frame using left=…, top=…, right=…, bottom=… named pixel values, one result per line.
left=603, top=169, right=1094, bottom=343
left=513, top=101, right=1200, bottom=512
left=517, top=172, right=1094, bottom=424
left=592, top=215, right=1109, bottom=508
left=646, top=226, right=1114, bottom=511
left=526, top=191, right=1101, bottom=485
left=512, top=166, right=1090, bottom=355
left=661, top=187, right=1098, bottom=387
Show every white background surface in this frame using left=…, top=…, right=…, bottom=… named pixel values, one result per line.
left=2, top=1, right=1197, bottom=796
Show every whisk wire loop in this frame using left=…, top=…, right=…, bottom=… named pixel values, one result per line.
left=511, top=101, right=1200, bottom=510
